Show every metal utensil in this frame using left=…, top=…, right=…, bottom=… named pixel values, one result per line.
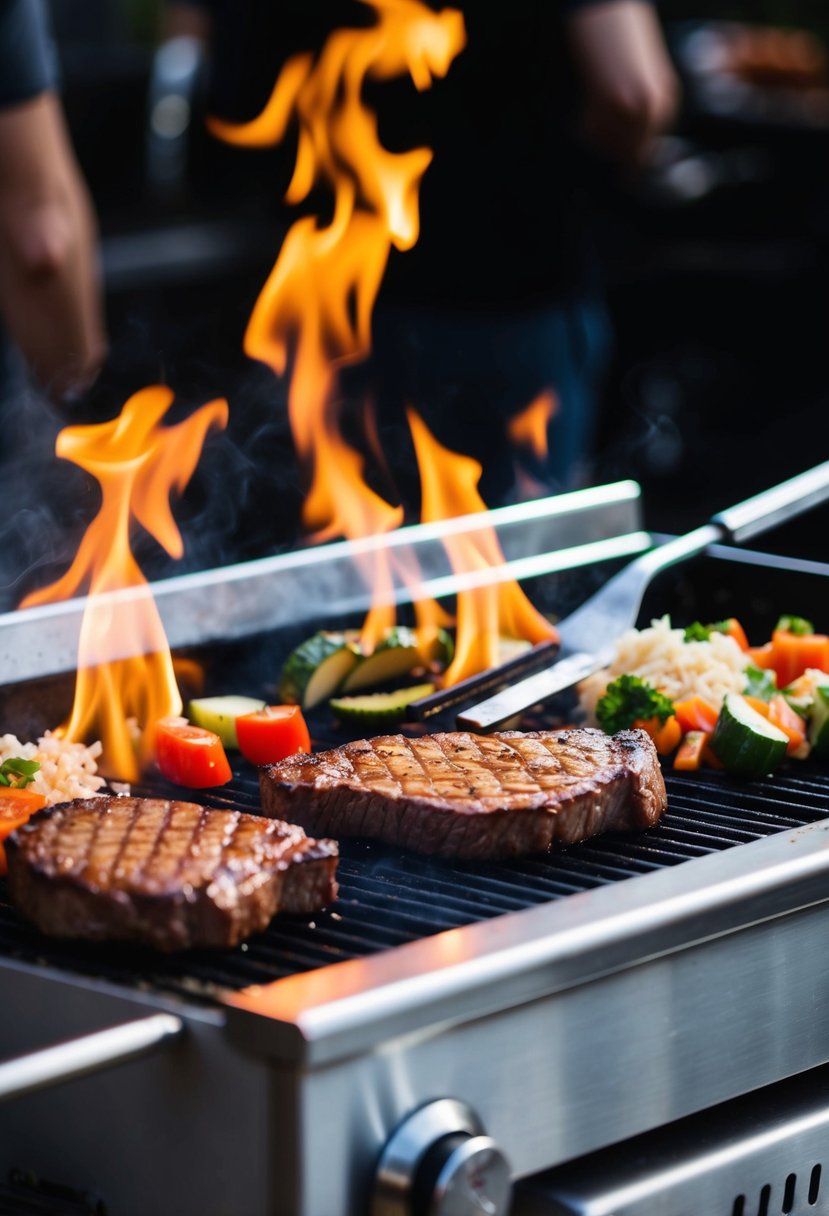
left=457, top=461, right=829, bottom=732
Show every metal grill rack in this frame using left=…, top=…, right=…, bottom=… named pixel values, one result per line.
left=2, top=759, right=828, bottom=1005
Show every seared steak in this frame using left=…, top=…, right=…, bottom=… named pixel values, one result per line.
left=259, top=727, right=667, bottom=859
left=6, top=796, right=338, bottom=951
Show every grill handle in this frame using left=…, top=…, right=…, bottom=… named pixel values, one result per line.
left=712, top=459, right=829, bottom=544
left=0, top=1013, right=184, bottom=1103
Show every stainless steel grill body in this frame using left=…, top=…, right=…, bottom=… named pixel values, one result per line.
left=1, top=512, right=829, bottom=1216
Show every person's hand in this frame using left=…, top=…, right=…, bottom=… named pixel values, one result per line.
left=567, top=1, right=681, bottom=169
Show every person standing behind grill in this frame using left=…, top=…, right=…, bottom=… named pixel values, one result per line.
left=0, top=0, right=106, bottom=405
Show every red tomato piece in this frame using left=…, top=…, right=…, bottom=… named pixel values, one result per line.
left=235, top=706, right=311, bottom=766
left=155, top=717, right=232, bottom=788
left=0, top=789, right=47, bottom=875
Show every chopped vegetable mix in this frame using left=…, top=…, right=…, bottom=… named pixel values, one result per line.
left=595, top=612, right=829, bottom=778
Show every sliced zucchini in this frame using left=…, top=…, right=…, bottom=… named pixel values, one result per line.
left=809, top=685, right=829, bottom=757
left=277, top=631, right=361, bottom=709
left=710, top=693, right=788, bottom=778
left=341, top=631, right=422, bottom=692
left=329, top=684, right=436, bottom=727
left=188, top=695, right=266, bottom=748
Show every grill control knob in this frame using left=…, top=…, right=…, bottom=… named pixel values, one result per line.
left=372, top=1098, right=512, bottom=1216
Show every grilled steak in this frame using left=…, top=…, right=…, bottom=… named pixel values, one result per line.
left=259, top=727, right=667, bottom=859
left=6, top=796, right=338, bottom=951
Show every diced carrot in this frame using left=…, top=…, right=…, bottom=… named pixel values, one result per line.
left=632, top=716, right=659, bottom=739
left=767, top=693, right=807, bottom=755
left=653, top=715, right=682, bottom=756
left=674, top=730, right=708, bottom=771
left=747, top=643, right=775, bottom=671
left=632, top=715, right=682, bottom=755
left=743, top=696, right=771, bottom=717
left=722, top=618, right=750, bottom=651
left=767, top=630, right=829, bottom=687
left=673, top=696, right=720, bottom=734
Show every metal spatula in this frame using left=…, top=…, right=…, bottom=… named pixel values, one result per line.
left=457, top=461, right=829, bottom=732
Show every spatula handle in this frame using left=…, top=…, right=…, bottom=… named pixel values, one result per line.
left=712, top=461, right=829, bottom=544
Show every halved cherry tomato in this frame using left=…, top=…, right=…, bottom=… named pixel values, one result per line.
left=235, top=706, right=311, bottom=766
left=0, top=788, right=47, bottom=875
left=155, top=717, right=232, bottom=788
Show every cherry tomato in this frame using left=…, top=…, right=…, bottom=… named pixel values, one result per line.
left=0, top=788, right=47, bottom=875
left=155, top=717, right=232, bottom=788
left=235, top=705, right=311, bottom=766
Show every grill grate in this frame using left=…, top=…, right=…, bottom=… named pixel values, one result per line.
left=1, top=756, right=828, bottom=1004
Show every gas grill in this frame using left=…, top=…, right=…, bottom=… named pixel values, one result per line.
left=1, top=487, right=829, bottom=1216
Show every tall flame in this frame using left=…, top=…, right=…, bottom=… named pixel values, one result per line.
left=208, top=0, right=466, bottom=544
left=211, top=3, right=556, bottom=684
left=409, top=409, right=557, bottom=683
left=21, top=386, right=228, bottom=779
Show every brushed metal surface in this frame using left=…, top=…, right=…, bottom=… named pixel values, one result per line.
left=513, top=1064, right=829, bottom=1215
left=275, top=903, right=829, bottom=1215
left=0, top=482, right=643, bottom=682
left=0, top=962, right=270, bottom=1216
left=0, top=1012, right=183, bottom=1102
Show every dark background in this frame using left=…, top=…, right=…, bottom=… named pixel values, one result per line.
left=4, top=0, right=827, bottom=611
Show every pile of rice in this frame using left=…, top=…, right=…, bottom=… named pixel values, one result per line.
left=0, top=732, right=106, bottom=806
left=580, top=615, right=751, bottom=722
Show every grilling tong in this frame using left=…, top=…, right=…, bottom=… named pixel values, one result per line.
left=450, top=460, right=829, bottom=732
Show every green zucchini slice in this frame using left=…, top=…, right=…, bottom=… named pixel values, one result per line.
left=710, top=693, right=788, bottom=778
left=188, top=695, right=266, bottom=748
left=277, top=631, right=361, bottom=709
left=329, top=683, right=436, bottom=726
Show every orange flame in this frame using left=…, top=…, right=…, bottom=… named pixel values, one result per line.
left=208, top=0, right=465, bottom=550
left=409, top=409, right=557, bottom=683
left=21, top=386, right=229, bottom=779
left=211, top=3, right=554, bottom=684
left=508, top=389, right=557, bottom=459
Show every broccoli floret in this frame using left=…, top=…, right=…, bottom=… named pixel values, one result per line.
left=596, top=674, right=675, bottom=735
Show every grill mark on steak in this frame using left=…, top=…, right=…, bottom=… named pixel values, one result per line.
left=259, top=727, right=667, bottom=860
left=6, top=796, right=339, bottom=951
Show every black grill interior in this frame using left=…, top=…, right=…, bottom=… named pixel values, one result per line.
left=0, top=546, right=828, bottom=1005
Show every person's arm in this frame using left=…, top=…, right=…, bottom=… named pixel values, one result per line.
left=0, top=91, right=106, bottom=402
left=565, top=0, right=680, bottom=168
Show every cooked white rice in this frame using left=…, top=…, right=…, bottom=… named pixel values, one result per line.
left=580, top=615, right=750, bottom=721
left=0, top=732, right=106, bottom=805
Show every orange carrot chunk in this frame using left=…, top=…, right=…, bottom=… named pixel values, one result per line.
left=722, top=618, right=750, bottom=651
left=653, top=715, right=682, bottom=755
left=768, top=630, right=829, bottom=687
left=674, top=730, right=709, bottom=771
left=673, top=696, right=720, bottom=734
